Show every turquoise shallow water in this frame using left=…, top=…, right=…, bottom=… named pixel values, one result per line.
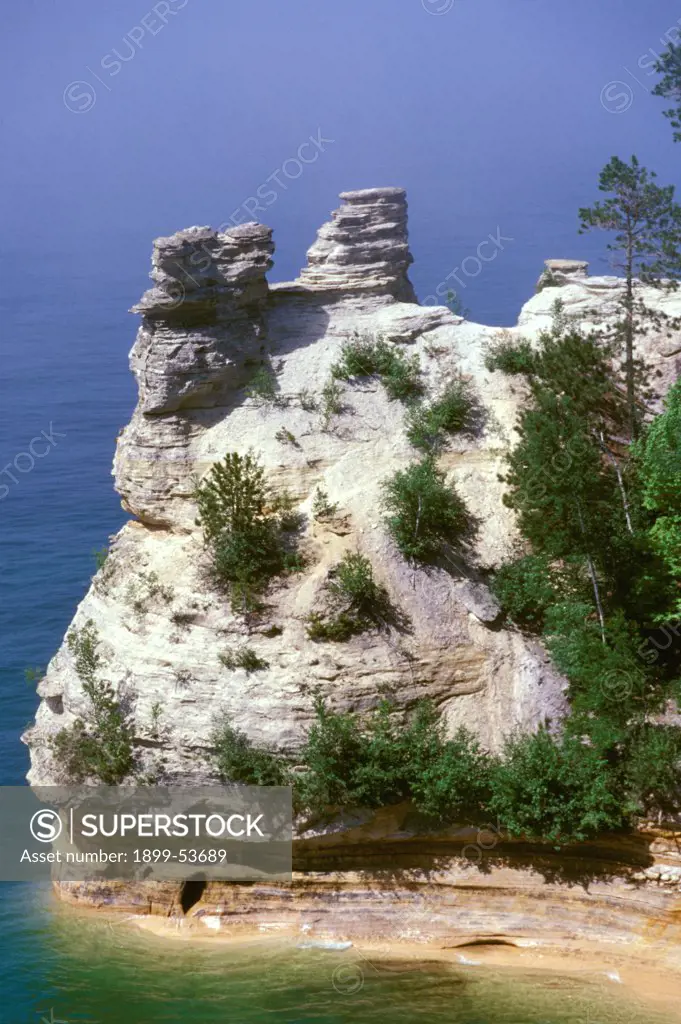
left=0, top=882, right=676, bottom=1024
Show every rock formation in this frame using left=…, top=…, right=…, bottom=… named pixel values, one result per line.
left=298, top=187, right=417, bottom=301
left=536, top=257, right=589, bottom=290
left=29, top=186, right=575, bottom=788
left=23, top=188, right=681, bottom=954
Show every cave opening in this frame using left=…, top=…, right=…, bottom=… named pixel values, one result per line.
left=179, top=878, right=206, bottom=915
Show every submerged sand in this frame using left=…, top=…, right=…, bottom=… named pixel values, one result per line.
left=88, top=909, right=681, bottom=1019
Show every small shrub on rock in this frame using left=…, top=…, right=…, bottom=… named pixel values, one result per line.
left=406, top=379, right=475, bottom=453
left=306, top=611, right=363, bottom=643
left=298, top=389, right=319, bottom=412
left=52, top=621, right=135, bottom=784
left=381, top=458, right=471, bottom=562
left=219, top=646, right=269, bottom=672
left=320, top=378, right=344, bottom=429
left=332, top=333, right=422, bottom=402
left=484, top=337, right=535, bottom=375
left=213, top=720, right=288, bottom=786
left=312, top=487, right=339, bottom=520
left=306, top=553, right=397, bottom=642
left=196, top=452, right=301, bottom=612
left=246, top=364, right=282, bottom=406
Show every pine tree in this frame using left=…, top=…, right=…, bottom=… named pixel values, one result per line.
left=503, top=389, right=618, bottom=640
left=654, top=42, right=681, bottom=142
left=579, top=156, right=681, bottom=439
left=635, top=380, right=681, bottom=622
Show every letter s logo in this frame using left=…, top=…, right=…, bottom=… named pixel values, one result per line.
left=30, top=809, right=63, bottom=843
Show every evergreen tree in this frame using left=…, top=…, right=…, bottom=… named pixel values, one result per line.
left=487, top=315, right=629, bottom=639
left=504, top=389, right=618, bottom=640
left=579, top=156, right=681, bottom=439
left=634, top=380, right=681, bottom=622
left=654, top=42, right=681, bottom=142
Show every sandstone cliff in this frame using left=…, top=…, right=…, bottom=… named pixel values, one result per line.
left=25, top=190, right=681, bottom=787
left=23, top=189, right=681, bottom=957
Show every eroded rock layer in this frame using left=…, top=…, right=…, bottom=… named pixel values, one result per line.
left=55, top=815, right=681, bottom=961
left=298, top=187, right=417, bottom=300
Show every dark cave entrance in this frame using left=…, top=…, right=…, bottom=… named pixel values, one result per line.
left=179, top=878, right=206, bottom=914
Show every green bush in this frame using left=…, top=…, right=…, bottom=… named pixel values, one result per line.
left=492, top=554, right=561, bottom=632
left=93, top=546, right=109, bottom=570
left=275, top=427, right=298, bottom=447
left=295, top=698, right=368, bottom=810
left=295, top=698, right=492, bottom=822
left=306, top=611, right=368, bottom=643
left=219, top=646, right=269, bottom=672
left=24, top=666, right=43, bottom=687
left=404, top=715, right=493, bottom=824
left=246, top=364, right=282, bottom=406
left=636, top=382, right=681, bottom=515
left=624, top=725, right=681, bottom=816
left=382, top=458, right=471, bottom=562
left=332, top=334, right=422, bottom=402
left=53, top=622, right=135, bottom=784
left=312, top=487, right=339, bottom=520
left=406, top=380, right=475, bottom=453
left=306, top=553, right=396, bottom=642
left=212, top=520, right=289, bottom=611
left=543, top=603, right=660, bottom=750
left=298, top=389, right=318, bottom=412
left=635, top=381, right=681, bottom=622
left=489, top=726, right=624, bottom=845
left=126, top=570, right=174, bottom=615
left=320, top=378, right=344, bottom=429
left=197, top=452, right=300, bottom=611
left=329, top=553, right=384, bottom=612
left=484, top=337, right=536, bottom=375
left=196, top=452, right=268, bottom=542
left=213, top=721, right=288, bottom=786
left=270, top=490, right=305, bottom=533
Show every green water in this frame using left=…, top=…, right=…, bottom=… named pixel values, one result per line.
left=2, top=885, right=677, bottom=1024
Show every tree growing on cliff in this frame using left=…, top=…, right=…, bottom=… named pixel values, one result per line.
left=196, top=451, right=302, bottom=611
left=633, top=379, right=681, bottom=623
left=381, top=458, right=472, bottom=563
left=52, top=621, right=135, bottom=784
left=489, top=726, right=624, bottom=845
left=579, top=156, right=681, bottom=439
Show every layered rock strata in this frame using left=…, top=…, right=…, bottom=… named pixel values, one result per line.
left=55, top=812, right=681, bottom=961
left=298, top=187, right=417, bottom=300
left=536, top=257, right=589, bottom=289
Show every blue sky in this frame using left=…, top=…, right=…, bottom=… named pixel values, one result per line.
left=3, top=0, right=681, bottom=318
